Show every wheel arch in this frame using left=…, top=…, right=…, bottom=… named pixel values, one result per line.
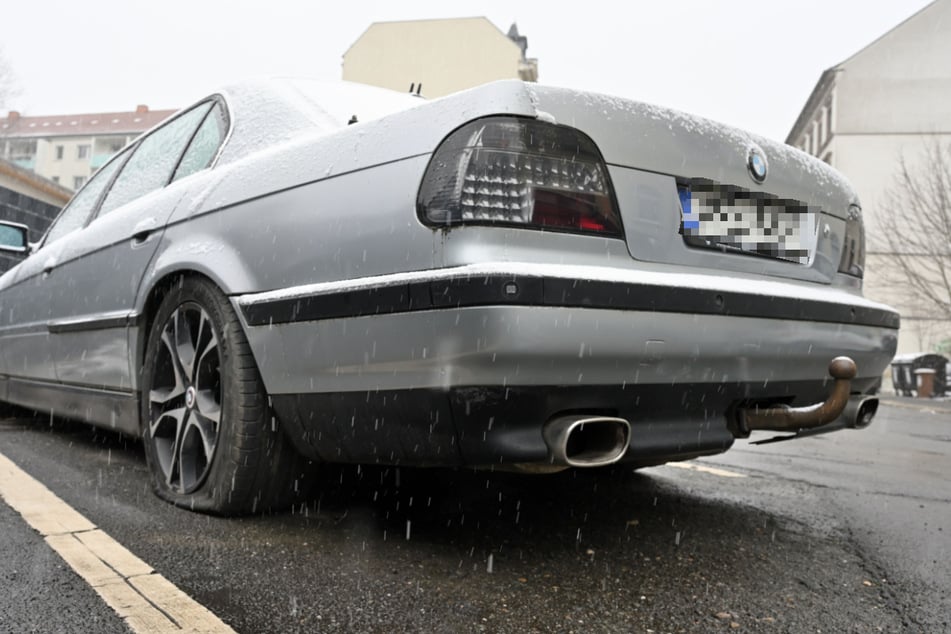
left=134, top=270, right=250, bottom=390
left=133, top=234, right=261, bottom=381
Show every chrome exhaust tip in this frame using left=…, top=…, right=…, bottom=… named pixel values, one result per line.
left=842, top=396, right=878, bottom=429
left=543, top=415, right=631, bottom=468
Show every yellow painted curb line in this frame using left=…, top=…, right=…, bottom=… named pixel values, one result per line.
left=0, top=451, right=235, bottom=633
left=664, top=461, right=748, bottom=479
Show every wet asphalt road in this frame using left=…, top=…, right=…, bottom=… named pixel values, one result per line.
left=0, top=399, right=948, bottom=633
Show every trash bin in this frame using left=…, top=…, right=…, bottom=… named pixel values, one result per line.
left=890, top=353, right=948, bottom=397
left=914, top=368, right=936, bottom=398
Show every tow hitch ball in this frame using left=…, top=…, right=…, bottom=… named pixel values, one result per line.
left=732, top=356, right=879, bottom=441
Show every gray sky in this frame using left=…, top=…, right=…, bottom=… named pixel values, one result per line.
left=1, top=0, right=934, bottom=142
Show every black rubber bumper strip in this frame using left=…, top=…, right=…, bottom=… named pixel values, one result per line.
left=240, top=275, right=900, bottom=330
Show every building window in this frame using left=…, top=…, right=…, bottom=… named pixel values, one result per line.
left=825, top=101, right=833, bottom=138
left=55, top=145, right=64, bottom=160
left=9, top=139, right=37, bottom=160
left=52, top=176, right=60, bottom=184
left=822, top=152, right=833, bottom=165
left=73, top=175, right=86, bottom=190
left=77, top=144, right=91, bottom=159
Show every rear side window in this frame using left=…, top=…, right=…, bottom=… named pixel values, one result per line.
left=98, top=102, right=213, bottom=216
left=43, top=157, right=124, bottom=244
left=173, top=103, right=227, bottom=182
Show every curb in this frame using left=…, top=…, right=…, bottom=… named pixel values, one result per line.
left=878, top=394, right=951, bottom=413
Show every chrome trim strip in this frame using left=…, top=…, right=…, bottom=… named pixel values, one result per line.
left=47, top=311, right=137, bottom=334
left=236, top=263, right=900, bottom=330
left=0, top=320, right=49, bottom=336
left=237, top=262, right=892, bottom=313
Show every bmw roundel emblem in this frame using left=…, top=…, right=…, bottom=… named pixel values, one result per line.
left=748, top=147, right=768, bottom=183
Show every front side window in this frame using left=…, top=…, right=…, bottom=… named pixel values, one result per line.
left=98, top=103, right=213, bottom=216
left=43, top=157, right=124, bottom=245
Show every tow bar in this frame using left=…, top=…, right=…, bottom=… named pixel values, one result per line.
left=732, top=356, right=879, bottom=443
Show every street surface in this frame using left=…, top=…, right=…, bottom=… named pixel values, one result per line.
left=0, top=398, right=948, bottom=633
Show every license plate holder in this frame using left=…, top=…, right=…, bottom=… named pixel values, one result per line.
left=679, top=182, right=817, bottom=265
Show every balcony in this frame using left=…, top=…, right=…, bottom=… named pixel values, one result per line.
left=90, top=153, right=113, bottom=170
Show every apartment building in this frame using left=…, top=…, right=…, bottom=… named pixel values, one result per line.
left=787, top=0, right=951, bottom=355
left=343, top=17, right=538, bottom=98
left=0, top=105, right=176, bottom=190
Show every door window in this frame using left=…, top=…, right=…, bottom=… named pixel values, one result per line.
left=98, top=102, right=213, bottom=216
left=43, top=157, right=124, bottom=245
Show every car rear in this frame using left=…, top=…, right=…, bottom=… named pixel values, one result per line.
left=235, top=81, right=898, bottom=471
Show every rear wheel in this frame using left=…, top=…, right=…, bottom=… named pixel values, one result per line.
left=141, top=277, right=314, bottom=514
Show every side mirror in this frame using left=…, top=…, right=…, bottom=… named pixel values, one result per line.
left=0, top=220, right=30, bottom=255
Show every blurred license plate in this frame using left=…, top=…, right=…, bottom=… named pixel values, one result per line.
left=679, top=184, right=817, bottom=264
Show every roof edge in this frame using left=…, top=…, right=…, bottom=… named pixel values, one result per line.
left=786, top=1, right=942, bottom=145
left=0, top=158, right=73, bottom=204
left=837, top=0, right=941, bottom=68
left=2, top=108, right=178, bottom=122
left=785, top=67, right=838, bottom=145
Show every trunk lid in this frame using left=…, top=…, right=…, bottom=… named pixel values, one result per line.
left=527, top=85, right=856, bottom=284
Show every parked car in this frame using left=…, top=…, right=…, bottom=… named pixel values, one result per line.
left=0, top=78, right=899, bottom=514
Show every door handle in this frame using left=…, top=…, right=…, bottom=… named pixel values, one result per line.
left=132, top=229, right=152, bottom=244
left=42, top=256, right=57, bottom=275
left=132, top=217, right=158, bottom=245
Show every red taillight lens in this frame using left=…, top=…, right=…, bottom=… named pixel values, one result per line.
left=418, top=117, right=623, bottom=237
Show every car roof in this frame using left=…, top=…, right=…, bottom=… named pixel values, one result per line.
left=214, top=78, right=424, bottom=165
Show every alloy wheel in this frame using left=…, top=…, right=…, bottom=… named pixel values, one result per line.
left=147, top=302, right=222, bottom=494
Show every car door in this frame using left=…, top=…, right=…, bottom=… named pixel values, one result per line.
left=46, top=100, right=227, bottom=391
left=0, top=159, right=124, bottom=383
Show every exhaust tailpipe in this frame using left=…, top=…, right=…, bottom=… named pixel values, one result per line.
left=841, top=395, right=878, bottom=429
left=543, top=415, right=631, bottom=468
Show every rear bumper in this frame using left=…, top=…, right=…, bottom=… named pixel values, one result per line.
left=234, top=264, right=898, bottom=465
left=269, top=378, right=882, bottom=467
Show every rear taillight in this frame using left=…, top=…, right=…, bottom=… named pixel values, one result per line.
left=838, top=205, right=865, bottom=278
left=417, top=117, right=623, bottom=237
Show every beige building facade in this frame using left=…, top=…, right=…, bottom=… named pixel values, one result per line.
left=0, top=105, right=176, bottom=191
left=343, top=17, right=538, bottom=98
left=787, top=0, right=951, bottom=356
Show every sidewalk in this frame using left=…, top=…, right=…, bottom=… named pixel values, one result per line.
left=878, top=392, right=951, bottom=412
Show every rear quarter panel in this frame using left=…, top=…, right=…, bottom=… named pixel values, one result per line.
left=138, top=80, right=541, bottom=302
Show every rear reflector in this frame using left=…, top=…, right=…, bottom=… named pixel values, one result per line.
left=837, top=205, right=865, bottom=278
